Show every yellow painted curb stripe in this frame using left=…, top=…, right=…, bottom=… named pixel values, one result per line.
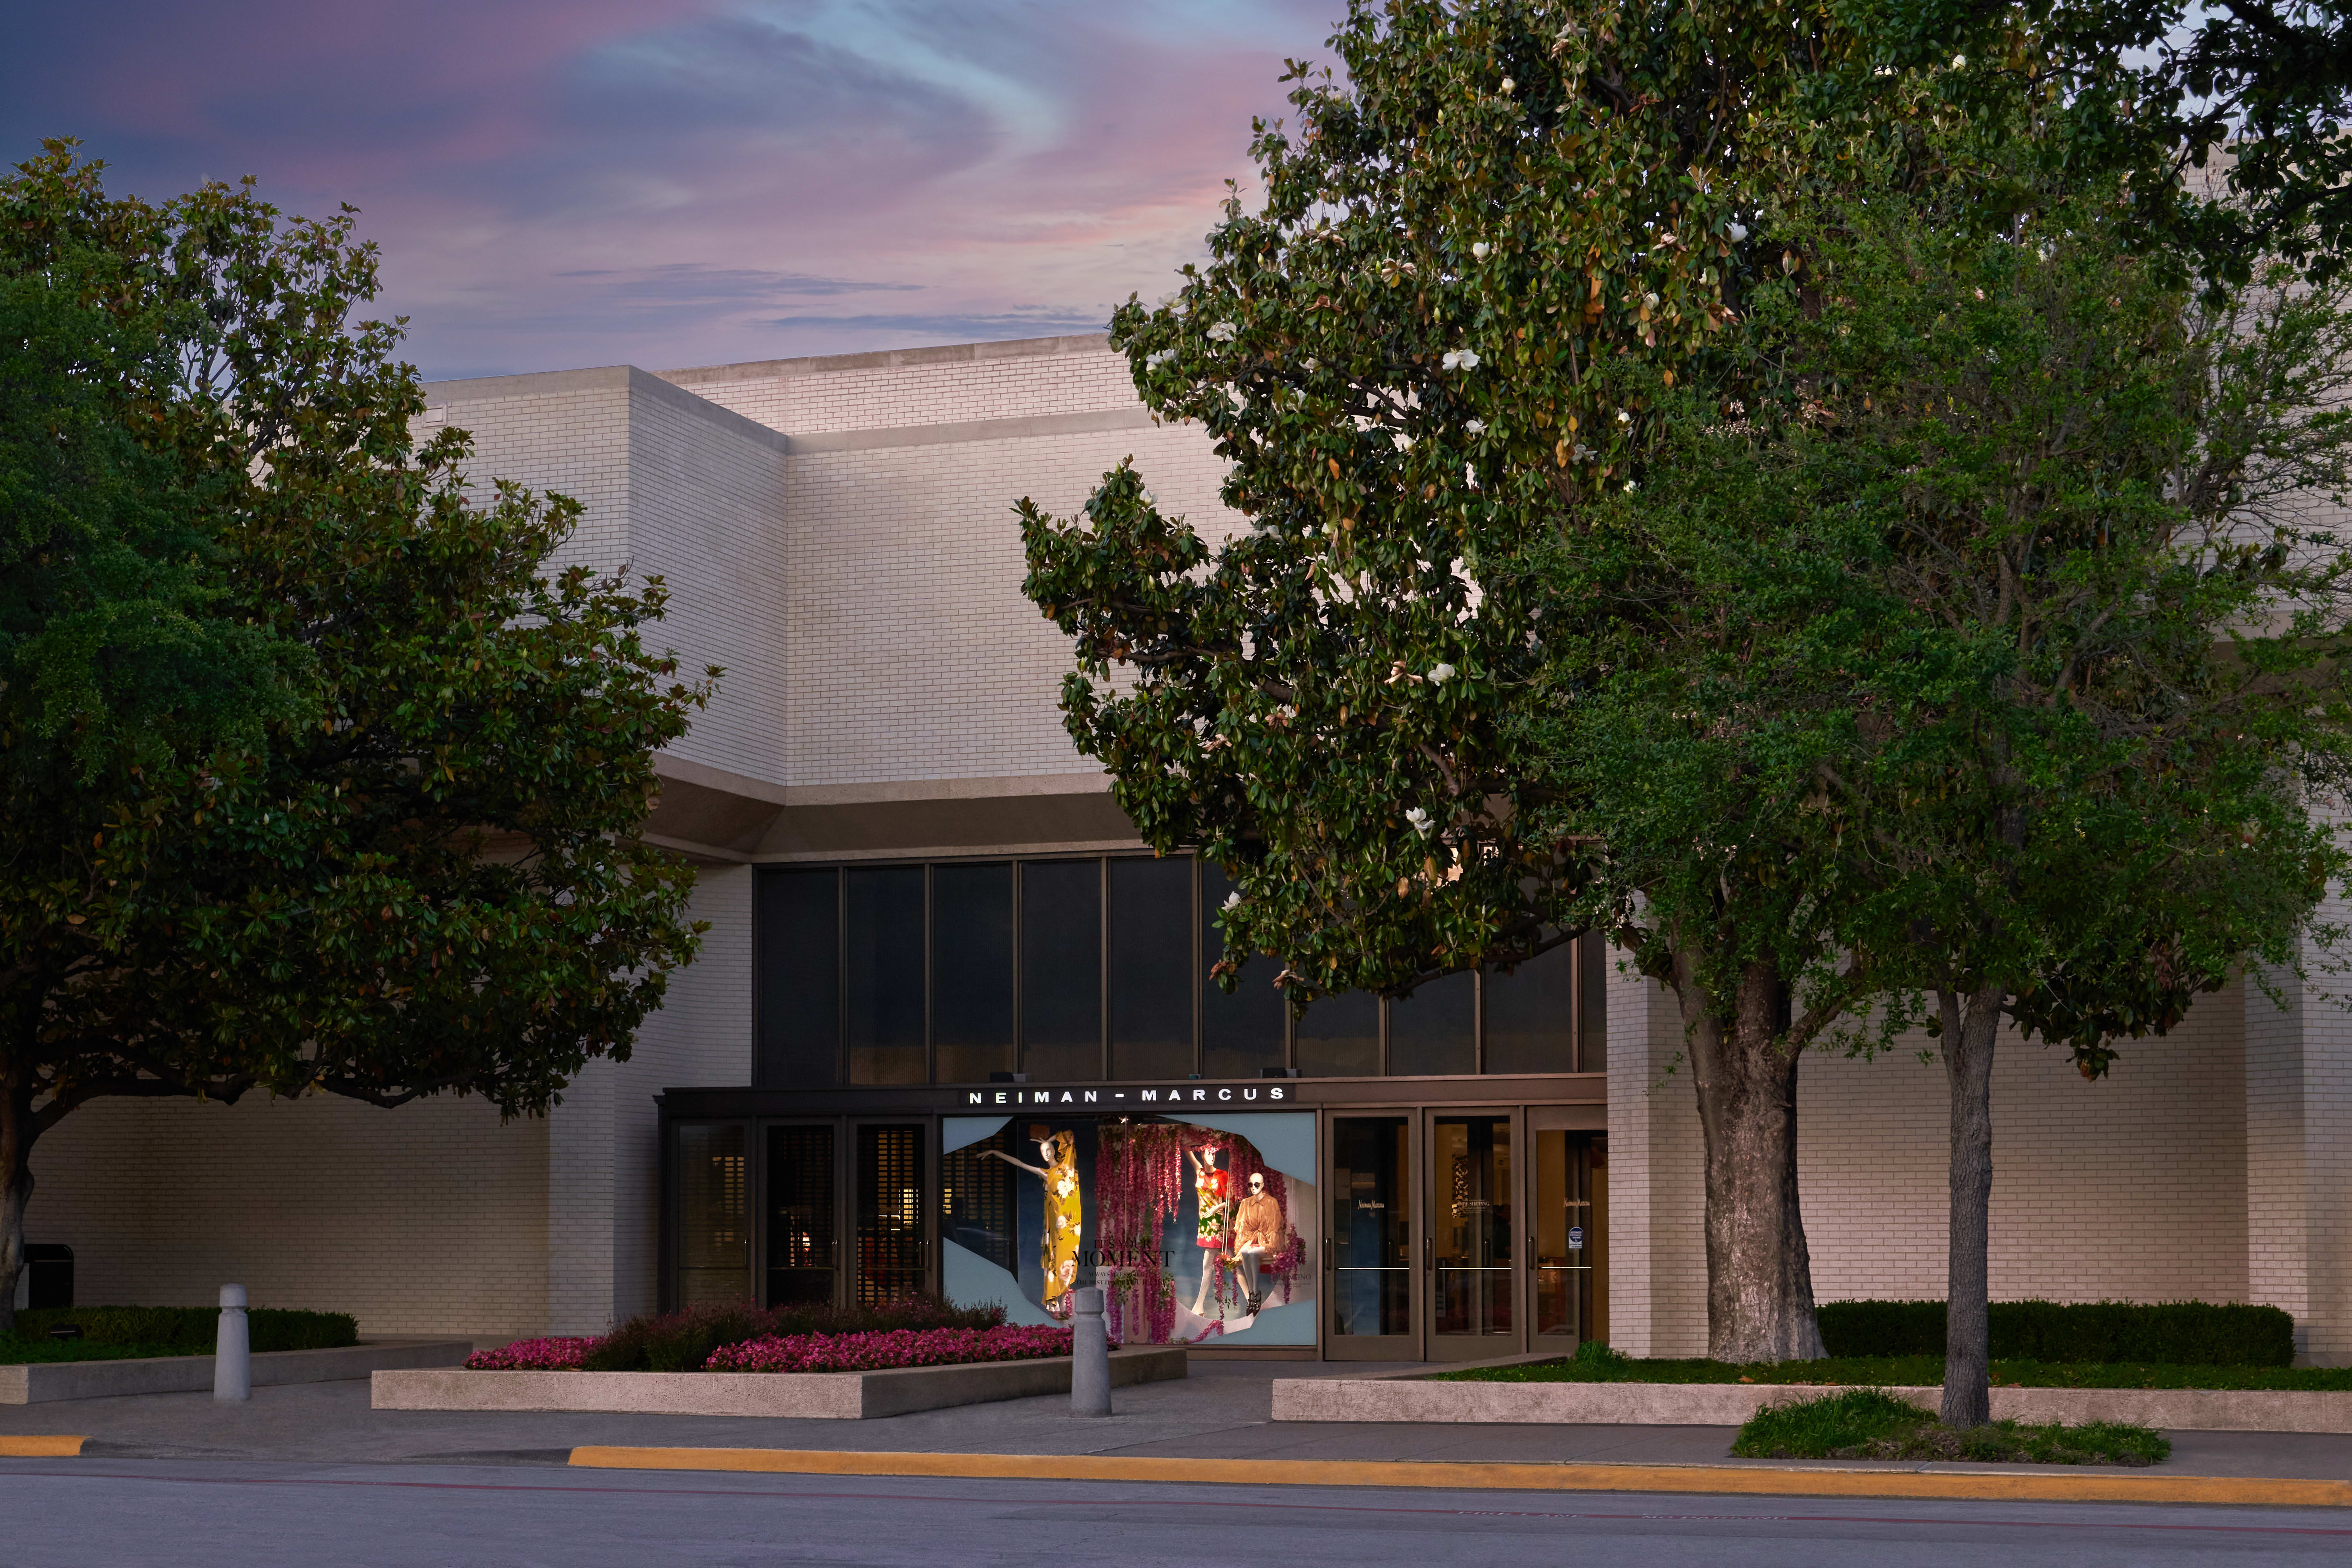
left=0, top=1436, right=86, bottom=1457
left=567, top=1447, right=2352, bottom=1508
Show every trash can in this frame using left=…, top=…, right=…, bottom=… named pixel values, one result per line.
left=25, top=1244, right=73, bottom=1310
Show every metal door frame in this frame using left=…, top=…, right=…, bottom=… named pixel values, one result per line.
left=1320, top=1105, right=1422, bottom=1360
left=1528, top=1106, right=1607, bottom=1353
left=847, top=1114, right=937, bottom=1303
left=755, top=1116, right=847, bottom=1310
left=1422, top=1105, right=1528, bottom=1362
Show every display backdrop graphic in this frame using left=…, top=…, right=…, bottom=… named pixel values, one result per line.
left=941, top=1113, right=1316, bottom=1345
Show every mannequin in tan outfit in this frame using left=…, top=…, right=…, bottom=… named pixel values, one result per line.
left=1229, top=1170, right=1284, bottom=1313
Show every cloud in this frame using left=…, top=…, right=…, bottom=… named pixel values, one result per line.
left=2, top=0, right=1333, bottom=377
left=752, top=309, right=1111, bottom=337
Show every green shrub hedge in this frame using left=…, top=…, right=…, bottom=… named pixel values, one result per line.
left=13, top=1306, right=359, bottom=1354
left=1817, top=1300, right=2294, bottom=1366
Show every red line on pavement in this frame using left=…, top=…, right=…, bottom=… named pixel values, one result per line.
left=1, top=1469, right=2348, bottom=1538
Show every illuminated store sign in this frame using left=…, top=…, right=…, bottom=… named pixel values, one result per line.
left=964, top=1085, right=1291, bottom=1105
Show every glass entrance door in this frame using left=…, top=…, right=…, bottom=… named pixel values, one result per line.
left=764, top=1123, right=837, bottom=1307
left=854, top=1122, right=929, bottom=1304
left=1429, top=1112, right=1519, bottom=1358
left=1327, top=1115, right=1415, bottom=1358
left=1534, top=1126, right=1607, bottom=1348
left=673, top=1121, right=752, bottom=1308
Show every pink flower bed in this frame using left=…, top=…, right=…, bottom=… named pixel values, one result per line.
left=464, top=1336, right=596, bottom=1371
left=703, top=1324, right=1097, bottom=1374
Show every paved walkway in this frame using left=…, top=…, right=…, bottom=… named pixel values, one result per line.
left=5, top=1359, right=2352, bottom=1481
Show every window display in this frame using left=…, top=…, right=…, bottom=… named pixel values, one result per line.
left=942, top=1113, right=1316, bottom=1346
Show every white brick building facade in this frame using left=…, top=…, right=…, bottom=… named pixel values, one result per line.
left=25, top=335, right=2352, bottom=1360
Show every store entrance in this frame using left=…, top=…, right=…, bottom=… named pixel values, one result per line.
left=1326, top=1114, right=1415, bottom=1359
left=1532, top=1117, right=1607, bottom=1350
left=1428, top=1110, right=1517, bottom=1359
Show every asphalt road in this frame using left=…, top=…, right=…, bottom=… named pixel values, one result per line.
left=5, top=1461, right=2350, bottom=1568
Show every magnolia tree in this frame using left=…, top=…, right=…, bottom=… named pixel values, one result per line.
left=1020, top=0, right=1995, bottom=1360
left=0, top=148, right=712, bottom=1330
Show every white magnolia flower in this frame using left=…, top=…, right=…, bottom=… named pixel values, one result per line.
left=1499, top=76, right=1515, bottom=95
left=1140, top=487, right=1156, bottom=506
left=1952, top=53, right=1967, bottom=68
left=1144, top=349, right=1175, bottom=369
left=1208, top=321, right=1238, bottom=342
left=1441, top=348, right=1482, bottom=371
left=1728, top=221, right=1749, bottom=242
left=1471, top=240, right=1491, bottom=260
left=1616, top=409, right=1632, bottom=424
left=1465, top=418, right=1486, bottom=434
left=1624, top=480, right=1638, bottom=492
left=1405, top=806, right=1433, bottom=835
left=1464, top=463, right=1478, bottom=489
left=1222, top=891, right=1243, bottom=911
left=1392, top=432, right=1415, bottom=451
left=1643, top=291, right=1660, bottom=309
left=1430, top=662, right=1457, bottom=684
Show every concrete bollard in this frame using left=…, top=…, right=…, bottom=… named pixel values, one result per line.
left=1070, top=1287, right=1111, bottom=1417
left=214, top=1284, right=250, bottom=1404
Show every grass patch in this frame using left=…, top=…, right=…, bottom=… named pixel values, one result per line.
left=0, top=1337, right=195, bottom=1366
left=1733, top=1388, right=2170, bottom=1466
left=1439, top=1347, right=2352, bottom=1391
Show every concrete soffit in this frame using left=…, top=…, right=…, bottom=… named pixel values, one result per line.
left=640, top=753, right=1138, bottom=864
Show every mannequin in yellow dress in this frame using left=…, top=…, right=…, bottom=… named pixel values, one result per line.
left=983, top=1128, right=1082, bottom=1318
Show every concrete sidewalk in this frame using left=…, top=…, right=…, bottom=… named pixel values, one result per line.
left=4, top=1360, right=2352, bottom=1484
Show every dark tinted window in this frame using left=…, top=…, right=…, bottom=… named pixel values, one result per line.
left=1484, top=939, right=1577, bottom=1075
left=1109, top=856, right=1194, bottom=1079
left=1297, top=991, right=1380, bottom=1077
left=932, top=863, right=1014, bottom=1083
left=754, top=869, right=839, bottom=1086
left=1579, top=934, right=1607, bottom=1072
left=1200, top=862, right=1287, bottom=1077
left=1390, top=968, right=1475, bottom=1076
left=1021, top=859, right=1102, bottom=1080
left=845, top=866, right=926, bottom=1084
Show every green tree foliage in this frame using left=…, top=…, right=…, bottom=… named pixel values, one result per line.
left=1721, top=191, right=2352, bottom=1421
left=1023, top=0, right=2062, bottom=1360
left=1023, top=0, right=2347, bottom=1363
left=1878, top=0, right=2352, bottom=286
left=0, top=145, right=713, bottom=1330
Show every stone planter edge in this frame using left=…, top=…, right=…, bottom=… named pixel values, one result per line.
left=1268, top=1373, right=2352, bottom=1433
left=0, top=1338, right=475, bottom=1405
left=370, top=1344, right=1188, bottom=1419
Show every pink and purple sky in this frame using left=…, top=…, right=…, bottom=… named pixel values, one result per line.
left=4, top=1, right=1333, bottom=378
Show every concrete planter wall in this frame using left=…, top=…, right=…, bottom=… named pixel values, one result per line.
left=372, top=1344, right=1187, bottom=1420
left=1, top=1339, right=473, bottom=1405
left=1270, top=1374, right=2352, bottom=1434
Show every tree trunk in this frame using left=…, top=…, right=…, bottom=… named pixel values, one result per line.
left=1677, top=950, right=1825, bottom=1362
left=1940, top=985, right=2002, bottom=1427
left=0, top=1083, right=31, bottom=1337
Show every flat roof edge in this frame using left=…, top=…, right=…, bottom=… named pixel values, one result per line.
left=659, top=332, right=1115, bottom=386
left=419, top=366, right=790, bottom=455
